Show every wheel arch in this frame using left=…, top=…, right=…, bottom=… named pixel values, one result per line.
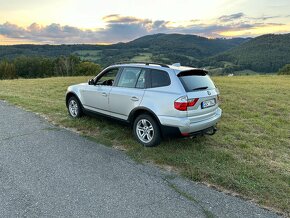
left=66, top=92, right=82, bottom=108
left=129, top=107, right=182, bottom=138
left=128, top=107, right=161, bottom=128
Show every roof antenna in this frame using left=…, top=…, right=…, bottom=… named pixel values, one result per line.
left=172, top=63, right=181, bottom=67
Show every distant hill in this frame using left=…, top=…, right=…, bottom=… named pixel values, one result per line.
left=98, top=33, right=250, bottom=67
left=0, top=44, right=105, bottom=60
left=209, top=34, right=290, bottom=73
left=122, top=33, right=249, bottom=57
left=0, top=34, right=249, bottom=67
left=1, top=33, right=290, bottom=74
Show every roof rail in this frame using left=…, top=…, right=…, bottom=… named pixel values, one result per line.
left=113, top=61, right=170, bottom=68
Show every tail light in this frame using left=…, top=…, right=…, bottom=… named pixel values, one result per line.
left=174, top=96, right=199, bottom=111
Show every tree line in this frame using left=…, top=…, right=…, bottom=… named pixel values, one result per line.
left=0, top=55, right=101, bottom=80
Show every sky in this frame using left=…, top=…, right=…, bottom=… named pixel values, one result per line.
left=0, top=0, right=290, bottom=44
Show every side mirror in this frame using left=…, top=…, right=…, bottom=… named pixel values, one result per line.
left=88, top=79, right=95, bottom=85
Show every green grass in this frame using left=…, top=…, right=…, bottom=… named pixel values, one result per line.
left=232, top=69, right=259, bottom=75
left=130, top=52, right=153, bottom=62
left=74, top=50, right=102, bottom=61
left=0, top=75, right=289, bottom=215
left=74, top=50, right=103, bottom=56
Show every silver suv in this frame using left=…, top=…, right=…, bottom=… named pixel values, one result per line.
left=66, top=63, right=222, bottom=147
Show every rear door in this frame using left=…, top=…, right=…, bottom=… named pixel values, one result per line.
left=178, top=70, right=219, bottom=121
left=109, top=67, right=147, bottom=120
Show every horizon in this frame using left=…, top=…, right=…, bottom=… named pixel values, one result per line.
left=0, top=32, right=282, bottom=46
left=1, top=0, right=290, bottom=45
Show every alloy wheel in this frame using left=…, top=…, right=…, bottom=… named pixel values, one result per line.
left=136, top=119, right=154, bottom=143
left=69, top=99, right=79, bottom=117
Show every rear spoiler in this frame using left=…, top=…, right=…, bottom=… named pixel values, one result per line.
left=177, top=69, right=208, bottom=77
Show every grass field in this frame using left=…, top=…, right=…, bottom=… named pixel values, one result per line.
left=0, top=75, right=289, bottom=215
left=130, top=52, right=153, bottom=62
left=74, top=50, right=102, bottom=62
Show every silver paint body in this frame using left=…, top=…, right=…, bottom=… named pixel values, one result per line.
left=66, top=64, right=222, bottom=134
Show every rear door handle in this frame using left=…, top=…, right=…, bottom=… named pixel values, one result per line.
left=130, top=96, right=139, bottom=101
left=102, top=92, right=108, bottom=97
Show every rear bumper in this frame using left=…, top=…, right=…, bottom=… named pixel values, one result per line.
left=158, top=107, right=222, bottom=136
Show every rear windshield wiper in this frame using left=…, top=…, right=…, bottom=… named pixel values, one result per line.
left=192, top=86, right=208, bottom=91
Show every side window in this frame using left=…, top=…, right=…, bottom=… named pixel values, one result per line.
left=96, top=68, right=119, bottom=86
left=117, top=67, right=146, bottom=88
left=150, top=69, right=171, bottom=88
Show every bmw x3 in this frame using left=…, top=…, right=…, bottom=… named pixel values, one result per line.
left=66, top=62, right=222, bottom=147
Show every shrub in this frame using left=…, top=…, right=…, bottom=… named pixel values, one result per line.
left=278, top=64, right=290, bottom=75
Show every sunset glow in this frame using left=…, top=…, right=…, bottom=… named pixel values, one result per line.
left=0, top=0, right=289, bottom=44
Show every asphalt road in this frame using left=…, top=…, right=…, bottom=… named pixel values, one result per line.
left=0, top=100, right=281, bottom=217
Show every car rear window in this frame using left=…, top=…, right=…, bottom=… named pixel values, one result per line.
left=178, top=70, right=215, bottom=92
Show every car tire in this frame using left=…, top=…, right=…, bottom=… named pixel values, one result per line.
left=133, top=114, right=161, bottom=147
left=67, top=96, right=83, bottom=118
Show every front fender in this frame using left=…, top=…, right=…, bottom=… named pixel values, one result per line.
left=65, top=84, right=86, bottom=106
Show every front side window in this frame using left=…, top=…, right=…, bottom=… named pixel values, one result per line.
left=96, top=68, right=119, bottom=86
left=117, top=67, right=146, bottom=88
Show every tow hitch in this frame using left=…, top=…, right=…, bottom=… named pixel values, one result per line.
left=186, top=125, right=218, bottom=137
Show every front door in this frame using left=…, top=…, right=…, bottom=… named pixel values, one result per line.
left=81, top=68, right=119, bottom=115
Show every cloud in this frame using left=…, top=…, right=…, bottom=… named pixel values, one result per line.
left=0, top=22, right=100, bottom=44
left=103, top=14, right=150, bottom=24
left=219, top=12, right=245, bottom=22
left=0, top=13, right=287, bottom=44
left=100, top=23, right=148, bottom=42
left=0, top=22, right=26, bottom=38
left=164, top=23, right=261, bottom=38
left=249, top=15, right=281, bottom=20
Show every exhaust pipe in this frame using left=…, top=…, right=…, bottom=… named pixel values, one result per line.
left=204, top=126, right=217, bottom=136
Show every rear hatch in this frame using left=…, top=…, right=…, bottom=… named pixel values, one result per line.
left=178, top=69, right=219, bottom=122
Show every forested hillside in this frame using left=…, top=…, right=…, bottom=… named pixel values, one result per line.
left=0, top=33, right=290, bottom=79
left=0, top=34, right=249, bottom=69
left=0, top=44, right=104, bottom=60
left=208, top=34, right=290, bottom=73
left=122, top=33, right=248, bottom=58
